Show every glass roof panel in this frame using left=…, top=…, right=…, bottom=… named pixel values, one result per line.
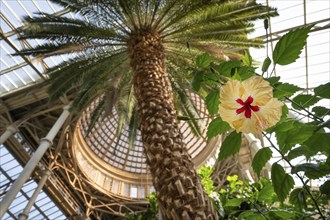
left=0, top=144, right=66, bottom=220
left=0, top=0, right=74, bottom=97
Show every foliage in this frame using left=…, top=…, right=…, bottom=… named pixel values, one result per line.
left=197, top=165, right=216, bottom=195
left=218, top=131, right=242, bottom=160
left=199, top=174, right=330, bottom=220
left=219, top=175, right=291, bottom=219
left=125, top=192, right=158, bottom=220
left=193, top=24, right=329, bottom=219
left=15, top=0, right=279, bottom=218
left=15, top=0, right=277, bottom=137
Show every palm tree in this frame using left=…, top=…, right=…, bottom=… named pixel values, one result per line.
left=16, top=0, right=277, bottom=218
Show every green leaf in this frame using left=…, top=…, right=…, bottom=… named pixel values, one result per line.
left=280, top=104, right=289, bottom=121
left=275, top=122, right=316, bottom=153
left=273, top=83, right=301, bottom=99
left=271, top=163, right=295, bottom=202
left=207, top=117, right=231, bottom=139
left=304, top=132, right=330, bottom=155
left=312, top=106, right=330, bottom=117
left=237, top=66, right=255, bottom=80
left=273, top=25, right=313, bottom=65
left=216, top=60, right=241, bottom=77
left=239, top=212, right=266, bottom=220
left=203, top=71, right=219, bottom=85
left=291, top=163, right=330, bottom=179
left=196, top=53, right=212, bottom=68
left=320, top=180, right=330, bottom=197
left=242, top=50, right=253, bottom=67
left=287, top=145, right=316, bottom=160
left=218, top=131, right=242, bottom=160
left=271, top=210, right=295, bottom=218
left=314, top=82, right=330, bottom=98
left=291, top=94, right=320, bottom=110
left=238, top=211, right=255, bottom=220
left=262, top=57, right=271, bottom=73
left=252, top=147, right=272, bottom=177
left=246, top=214, right=266, bottom=220
left=271, top=120, right=296, bottom=132
left=227, top=175, right=238, bottom=182
left=191, top=71, right=204, bottom=92
left=232, top=70, right=242, bottom=81
left=266, top=76, right=280, bottom=86
left=289, top=188, right=307, bottom=211
left=197, top=165, right=215, bottom=195
left=205, top=91, right=220, bottom=115
left=224, top=198, right=243, bottom=207
left=258, top=182, right=274, bottom=203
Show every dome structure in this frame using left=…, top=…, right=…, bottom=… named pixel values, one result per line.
left=72, top=93, right=220, bottom=199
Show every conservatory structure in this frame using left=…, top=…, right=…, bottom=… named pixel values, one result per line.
left=0, top=0, right=329, bottom=219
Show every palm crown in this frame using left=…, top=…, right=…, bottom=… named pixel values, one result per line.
left=18, top=0, right=276, bottom=117
left=16, top=0, right=277, bottom=218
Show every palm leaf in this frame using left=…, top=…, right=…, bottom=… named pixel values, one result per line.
left=169, top=71, right=203, bottom=137
left=127, top=109, right=139, bottom=150
left=86, top=97, right=106, bottom=136
left=14, top=0, right=278, bottom=151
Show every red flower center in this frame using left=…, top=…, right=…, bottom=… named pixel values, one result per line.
left=236, top=96, right=260, bottom=119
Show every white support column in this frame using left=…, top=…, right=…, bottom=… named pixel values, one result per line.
left=0, top=105, right=70, bottom=219
left=18, top=169, right=51, bottom=220
left=0, top=124, right=18, bottom=145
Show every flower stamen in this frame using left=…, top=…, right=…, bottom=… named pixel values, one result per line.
left=236, top=96, right=260, bottom=118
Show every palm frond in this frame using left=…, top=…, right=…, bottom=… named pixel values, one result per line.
left=12, top=42, right=125, bottom=58
left=86, top=97, right=106, bottom=136
left=113, top=75, right=136, bottom=140
left=48, top=50, right=128, bottom=104
left=161, top=1, right=277, bottom=39
left=19, top=13, right=126, bottom=42
left=51, top=0, right=134, bottom=34
left=169, top=71, right=203, bottom=138
left=49, top=0, right=88, bottom=11
left=70, top=56, right=130, bottom=113
left=127, top=109, right=139, bottom=149
left=117, top=82, right=136, bottom=122
left=15, top=0, right=278, bottom=150
left=104, top=89, right=118, bottom=116
left=165, top=21, right=255, bottom=39
left=157, top=0, right=215, bottom=33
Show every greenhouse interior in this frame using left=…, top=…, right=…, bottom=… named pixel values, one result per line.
left=0, top=0, right=329, bottom=219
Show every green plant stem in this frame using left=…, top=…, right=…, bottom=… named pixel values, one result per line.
left=289, top=108, right=313, bottom=119
left=203, top=74, right=221, bottom=84
left=211, top=67, right=229, bottom=84
left=284, top=96, right=324, bottom=122
left=249, top=199, right=269, bottom=220
left=262, top=133, right=326, bottom=220
left=269, top=64, right=276, bottom=77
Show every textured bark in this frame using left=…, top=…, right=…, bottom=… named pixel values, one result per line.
left=128, top=30, right=217, bottom=219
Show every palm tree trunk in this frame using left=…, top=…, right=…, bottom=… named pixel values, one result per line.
left=128, top=31, right=217, bottom=219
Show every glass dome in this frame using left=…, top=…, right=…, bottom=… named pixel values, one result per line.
left=72, top=92, right=220, bottom=199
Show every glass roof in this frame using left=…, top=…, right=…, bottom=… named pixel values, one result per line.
left=0, top=0, right=74, bottom=96
left=250, top=0, right=330, bottom=93
left=0, top=141, right=66, bottom=220
left=250, top=0, right=330, bottom=188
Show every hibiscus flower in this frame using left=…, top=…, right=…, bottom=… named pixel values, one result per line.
left=219, top=76, right=283, bottom=134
